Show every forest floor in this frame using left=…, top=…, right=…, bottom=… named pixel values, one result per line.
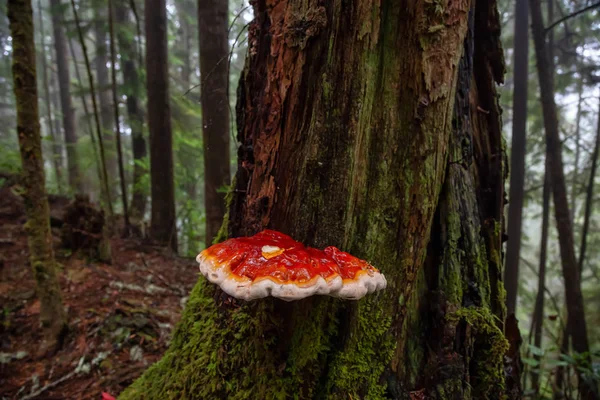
left=0, top=179, right=199, bottom=399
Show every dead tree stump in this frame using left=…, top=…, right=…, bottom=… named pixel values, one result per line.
left=61, top=195, right=112, bottom=263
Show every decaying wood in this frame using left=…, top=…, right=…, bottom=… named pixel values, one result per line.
left=122, top=1, right=513, bottom=398
left=61, top=195, right=111, bottom=263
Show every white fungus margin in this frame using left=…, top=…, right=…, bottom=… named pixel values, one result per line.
left=196, top=251, right=387, bottom=302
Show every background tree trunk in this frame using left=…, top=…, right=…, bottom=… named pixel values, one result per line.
left=108, top=0, right=129, bottom=231
left=67, top=36, right=103, bottom=198
left=175, top=0, right=193, bottom=87
left=49, top=49, right=62, bottom=152
left=37, top=0, right=63, bottom=193
left=504, top=0, right=528, bottom=317
left=176, top=0, right=199, bottom=207
left=94, top=4, right=117, bottom=197
left=122, top=1, right=512, bottom=399
left=8, top=0, right=67, bottom=341
left=146, top=0, right=177, bottom=251
left=570, top=80, right=583, bottom=223
left=50, top=0, right=82, bottom=193
left=529, top=0, right=596, bottom=397
left=198, top=0, right=230, bottom=245
left=70, top=0, right=115, bottom=219
left=577, top=97, right=600, bottom=276
left=115, top=0, right=147, bottom=220
left=531, top=165, right=550, bottom=394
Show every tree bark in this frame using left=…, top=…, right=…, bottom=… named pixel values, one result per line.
left=198, top=0, right=230, bottom=245
left=529, top=0, right=596, bottom=397
left=122, top=1, right=513, bottom=399
left=8, top=0, right=67, bottom=341
left=50, top=0, right=82, bottom=193
left=37, top=0, right=63, bottom=193
left=146, top=0, right=177, bottom=251
left=114, top=0, right=147, bottom=220
left=504, top=0, right=528, bottom=317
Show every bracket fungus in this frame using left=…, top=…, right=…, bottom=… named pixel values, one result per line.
left=196, top=230, right=387, bottom=301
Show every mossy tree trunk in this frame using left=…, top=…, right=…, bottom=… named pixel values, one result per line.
left=8, top=0, right=67, bottom=342
left=122, top=1, right=513, bottom=399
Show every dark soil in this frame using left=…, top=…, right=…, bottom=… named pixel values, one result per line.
left=0, top=183, right=198, bottom=399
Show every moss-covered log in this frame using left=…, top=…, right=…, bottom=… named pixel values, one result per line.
left=121, top=0, right=513, bottom=398
left=8, top=0, right=67, bottom=341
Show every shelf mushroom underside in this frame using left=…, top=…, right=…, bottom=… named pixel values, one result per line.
left=197, top=242, right=387, bottom=301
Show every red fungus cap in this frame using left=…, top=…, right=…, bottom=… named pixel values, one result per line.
left=197, top=230, right=387, bottom=301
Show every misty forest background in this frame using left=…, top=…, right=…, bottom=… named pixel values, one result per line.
left=1, top=0, right=600, bottom=398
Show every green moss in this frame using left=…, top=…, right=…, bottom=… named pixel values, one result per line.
left=493, top=221, right=502, bottom=238
left=326, top=298, right=395, bottom=399
left=119, top=281, right=288, bottom=400
left=286, top=299, right=338, bottom=386
left=398, top=268, right=428, bottom=388
left=496, top=283, right=507, bottom=315
left=447, top=307, right=508, bottom=399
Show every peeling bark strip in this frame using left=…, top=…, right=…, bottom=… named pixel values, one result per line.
left=122, top=0, right=511, bottom=399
